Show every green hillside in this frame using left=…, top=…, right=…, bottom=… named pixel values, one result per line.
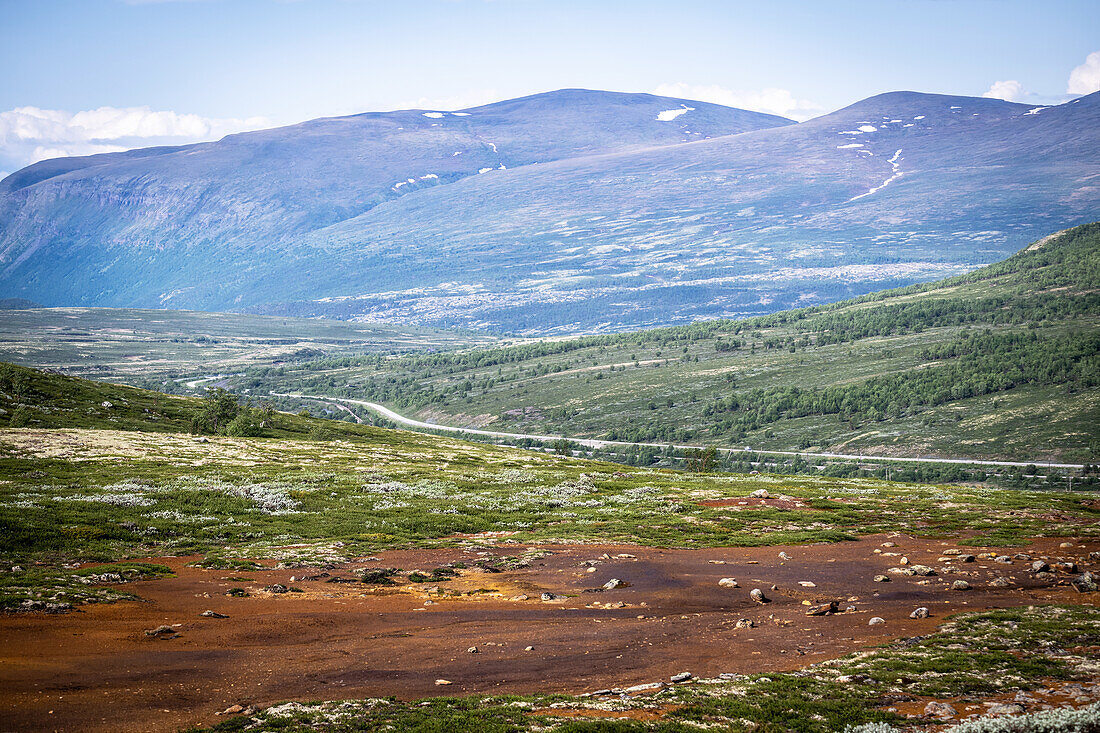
left=254, top=224, right=1100, bottom=463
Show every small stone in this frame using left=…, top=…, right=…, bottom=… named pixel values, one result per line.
left=924, top=701, right=956, bottom=719
left=524, top=645, right=534, bottom=651
left=951, top=580, right=971, bottom=591
left=602, top=578, right=626, bottom=590
left=435, top=679, right=453, bottom=686
left=1013, top=554, right=1031, bottom=561
left=750, top=489, right=769, bottom=499
left=942, top=549, right=961, bottom=556
left=910, top=607, right=930, bottom=619
left=873, top=574, right=890, bottom=583
left=960, top=555, right=975, bottom=563
left=868, top=617, right=885, bottom=626
left=199, top=610, right=228, bottom=618
left=994, top=556, right=1013, bottom=564
left=1030, top=560, right=1050, bottom=573
left=670, top=672, right=692, bottom=683
left=540, top=592, right=556, bottom=601
left=990, top=577, right=1012, bottom=588
left=1059, top=542, right=1075, bottom=549
left=145, top=625, right=177, bottom=637
left=798, top=581, right=816, bottom=588
left=805, top=601, right=837, bottom=616
left=718, top=577, right=739, bottom=588
left=219, top=704, right=244, bottom=715
left=750, top=588, right=769, bottom=604
left=986, top=703, right=1025, bottom=716
left=264, top=584, right=288, bottom=594
left=910, top=565, right=936, bottom=576
left=467, top=646, right=478, bottom=654
left=881, top=542, right=896, bottom=547
left=778, top=552, right=790, bottom=561
left=735, top=618, right=755, bottom=629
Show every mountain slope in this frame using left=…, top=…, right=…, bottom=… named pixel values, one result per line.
left=0, top=89, right=790, bottom=308
left=1, top=90, right=1097, bottom=333
left=247, top=223, right=1100, bottom=464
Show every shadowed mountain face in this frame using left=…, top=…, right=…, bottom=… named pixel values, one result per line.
left=1, top=89, right=1097, bottom=334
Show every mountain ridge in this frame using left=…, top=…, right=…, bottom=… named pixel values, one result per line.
left=1, top=88, right=1097, bottom=333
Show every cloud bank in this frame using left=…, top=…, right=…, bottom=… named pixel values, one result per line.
left=0, top=106, right=271, bottom=179
left=982, top=80, right=1026, bottom=102
left=1068, top=51, right=1100, bottom=95
left=652, top=83, right=822, bottom=121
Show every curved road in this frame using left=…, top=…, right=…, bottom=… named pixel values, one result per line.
left=272, top=392, right=1085, bottom=470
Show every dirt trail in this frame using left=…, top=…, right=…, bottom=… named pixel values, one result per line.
left=1, top=535, right=1095, bottom=732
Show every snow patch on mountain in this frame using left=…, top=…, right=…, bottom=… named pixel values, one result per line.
left=656, top=105, right=694, bottom=121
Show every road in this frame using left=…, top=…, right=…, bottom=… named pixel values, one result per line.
left=271, top=392, right=1086, bottom=470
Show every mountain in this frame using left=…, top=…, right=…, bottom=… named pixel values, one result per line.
left=1, top=89, right=1098, bottom=333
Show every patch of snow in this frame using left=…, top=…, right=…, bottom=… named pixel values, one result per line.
left=486, top=142, right=498, bottom=153
left=913, top=115, right=925, bottom=120
left=837, top=143, right=864, bottom=149
left=950, top=106, right=962, bottom=110
left=839, top=130, right=864, bottom=135
left=478, top=167, right=494, bottom=174
left=451, top=112, right=471, bottom=117
left=888, top=119, right=902, bottom=123
left=1024, top=107, right=1044, bottom=115
left=858, top=125, right=877, bottom=133
left=420, top=174, right=438, bottom=180
left=656, top=105, right=694, bottom=121
left=422, top=112, right=445, bottom=119
left=903, top=123, right=914, bottom=127
left=848, top=148, right=903, bottom=202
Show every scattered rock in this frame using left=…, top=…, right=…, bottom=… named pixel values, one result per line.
left=881, top=542, right=896, bottom=548
left=602, top=578, right=626, bottom=590
left=749, top=588, right=769, bottom=604
left=718, top=578, right=739, bottom=588
left=218, top=704, right=244, bottom=716
left=524, top=646, right=534, bottom=651
left=798, top=581, right=816, bottom=588
left=994, top=556, right=1013, bottom=564
left=435, top=679, right=452, bottom=686
left=942, top=549, right=961, bottom=556
left=778, top=552, right=790, bottom=561
left=735, top=618, right=755, bottom=629
left=1014, top=554, right=1031, bottom=561
left=989, top=577, right=1012, bottom=588
left=910, top=565, right=936, bottom=576
left=986, top=702, right=1025, bottom=716
left=670, top=672, right=692, bottom=683
left=868, top=617, right=885, bottom=626
left=145, top=625, right=178, bottom=638
left=1072, top=572, right=1098, bottom=593
left=467, top=646, right=478, bottom=654
left=805, top=601, right=838, bottom=616
left=199, top=610, right=228, bottom=618
left=910, top=607, right=930, bottom=619
left=951, top=580, right=971, bottom=591
left=1059, top=542, right=1076, bottom=549
left=1030, top=560, right=1050, bottom=573
left=750, top=489, right=769, bottom=499
left=873, top=574, right=890, bottom=583
left=960, top=555, right=975, bottom=563
left=264, top=584, right=288, bottom=594
left=540, top=592, right=557, bottom=601
left=194, top=437, right=209, bottom=443
left=925, top=701, right=957, bottom=719
left=1054, top=562, right=1078, bottom=574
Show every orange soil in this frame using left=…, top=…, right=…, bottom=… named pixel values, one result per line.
left=1, top=535, right=1095, bottom=732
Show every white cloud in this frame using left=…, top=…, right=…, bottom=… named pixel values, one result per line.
left=652, top=83, right=822, bottom=121
left=982, top=80, right=1026, bottom=102
left=0, top=106, right=271, bottom=174
left=1067, top=50, right=1100, bottom=95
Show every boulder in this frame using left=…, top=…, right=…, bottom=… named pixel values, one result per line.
left=868, top=617, right=885, bottom=626
left=602, top=578, right=626, bottom=590
left=670, top=672, right=692, bottom=683
left=718, top=578, right=739, bottom=588
left=951, top=580, right=971, bottom=591
left=749, top=588, right=769, bottom=604
left=873, top=574, right=890, bottom=583
left=924, top=701, right=956, bottom=719
left=910, top=607, right=930, bottom=619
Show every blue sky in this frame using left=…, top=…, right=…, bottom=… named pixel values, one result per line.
left=1, top=0, right=1097, bottom=175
